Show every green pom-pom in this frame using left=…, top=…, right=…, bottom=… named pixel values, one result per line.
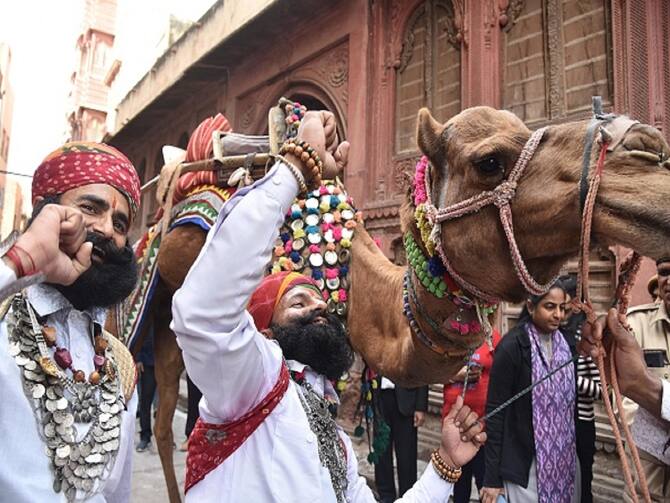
left=353, top=425, right=365, bottom=437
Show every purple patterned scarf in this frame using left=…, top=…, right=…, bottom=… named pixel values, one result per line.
left=527, top=322, right=576, bottom=503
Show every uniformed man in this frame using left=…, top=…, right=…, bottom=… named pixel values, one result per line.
left=623, top=257, right=670, bottom=502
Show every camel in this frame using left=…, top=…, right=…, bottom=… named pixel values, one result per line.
left=113, top=105, right=670, bottom=502
left=349, top=106, right=670, bottom=386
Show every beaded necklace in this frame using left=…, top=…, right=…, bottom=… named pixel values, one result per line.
left=405, top=157, right=498, bottom=349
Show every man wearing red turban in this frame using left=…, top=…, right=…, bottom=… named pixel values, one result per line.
left=172, top=112, right=486, bottom=502
left=0, top=141, right=140, bottom=501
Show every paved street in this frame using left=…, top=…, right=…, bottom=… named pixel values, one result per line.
left=131, top=408, right=187, bottom=502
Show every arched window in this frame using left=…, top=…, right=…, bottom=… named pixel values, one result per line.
left=502, top=0, right=612, bottom=125
left=395, top=0, right=462, bottom=154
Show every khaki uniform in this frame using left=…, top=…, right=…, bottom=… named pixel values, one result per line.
left=623, top=302, right=670, bottom=502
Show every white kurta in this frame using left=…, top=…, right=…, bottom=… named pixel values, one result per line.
left=0, top=265, right=135, bottom=502
left=172, top=162, right=454, bottom=502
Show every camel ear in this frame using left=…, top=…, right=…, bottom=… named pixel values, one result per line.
left=416, top=108, right=445, bottom=159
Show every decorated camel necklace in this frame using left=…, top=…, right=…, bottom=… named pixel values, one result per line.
left=6, top=294, right=124, bottom=502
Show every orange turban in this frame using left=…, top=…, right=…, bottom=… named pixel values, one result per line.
left=248, top=272, right=321, bottom=331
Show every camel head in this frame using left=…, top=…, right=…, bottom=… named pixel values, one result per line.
left=416, top=106, right=670, bottom=302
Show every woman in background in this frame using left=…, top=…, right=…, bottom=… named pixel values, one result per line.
left=481, top=280, right=580, bottom=503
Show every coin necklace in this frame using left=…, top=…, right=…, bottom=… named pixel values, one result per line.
left=6, top=295, right=124, bottom=502
left=292, top=373, right=348, bottom=502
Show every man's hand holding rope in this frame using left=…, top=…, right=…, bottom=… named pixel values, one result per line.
left=579, top=308, right=663, bottom=419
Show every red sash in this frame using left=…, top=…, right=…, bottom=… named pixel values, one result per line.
left=184, top=364, right=290, bottom=493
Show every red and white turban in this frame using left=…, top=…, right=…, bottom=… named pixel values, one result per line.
left=247, top=272, right=321, bottom=332
left=32, top=142, right=141, bottom=216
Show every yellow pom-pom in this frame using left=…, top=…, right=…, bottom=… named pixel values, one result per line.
left=366, top=391, right=372, bottom=401
left=340, top=238, right=351, bottom=248
left=371, top=380, right=378, bottom=389
left=320, top=202, right=330, bottom=213
left=331, top=291, right=340, bottom=303
left=293, top=228, right=305, bottom=239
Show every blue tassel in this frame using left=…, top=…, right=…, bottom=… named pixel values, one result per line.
left=339, top=265, right=349, bottom=277
left=311, top=269, right=323, bottom=280
left=428, top=256, right=446, bottom=277
left=290, top=251, right=301, bottom=263
left=280, top=232, right=291, bottom=244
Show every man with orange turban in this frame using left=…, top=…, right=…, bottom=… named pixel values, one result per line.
left=0, top=141, right=140, bottom=501
left=172, top=112, right=487, bottom=501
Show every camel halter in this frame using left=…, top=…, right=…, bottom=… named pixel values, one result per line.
left=423, top=127, right=551, bottom=301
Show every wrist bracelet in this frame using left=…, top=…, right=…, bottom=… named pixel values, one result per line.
left=430, top=449, right=462, bottom=483
left=279, top=139, right=324, bottom=177
left=12, top=245, right=37, bottom=276
left=275, top=155, right=308, bottom=194
left=5, top=246, right=25, bottom=278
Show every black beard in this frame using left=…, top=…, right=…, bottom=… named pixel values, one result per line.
left=52, top=232, right=138, bottom=311
left=271, top=311, right=354, bottom=381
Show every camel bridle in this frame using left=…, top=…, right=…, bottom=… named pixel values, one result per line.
left=422, top=126, right=550, bottom=301
left=421, top=100, right=639, bottom=302
left=420, top=97, right=652, bottom=502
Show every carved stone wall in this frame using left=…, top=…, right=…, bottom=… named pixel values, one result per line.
left=234, top=41, right=349, bottom=138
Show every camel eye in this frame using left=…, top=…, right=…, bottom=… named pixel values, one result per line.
left=474, top=156, right=502, bottom=176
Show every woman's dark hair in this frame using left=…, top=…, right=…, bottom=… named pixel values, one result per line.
left=515, top=279, right=568, bottom=326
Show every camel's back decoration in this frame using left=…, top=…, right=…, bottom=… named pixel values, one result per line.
left=116, top=115, right=236, bottom=350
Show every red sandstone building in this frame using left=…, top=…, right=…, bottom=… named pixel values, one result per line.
left=107, top=1, right=670, bottom=497
left=67, top=0, right=117, bottom=142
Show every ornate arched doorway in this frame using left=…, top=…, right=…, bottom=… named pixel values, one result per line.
left=253, top=82, right=347, bottom=141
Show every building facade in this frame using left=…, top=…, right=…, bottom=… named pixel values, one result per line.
left=106, top=1, right=670, bottom=499
left=67, top=0, right=117, bottom=142
left=0, top=43, right=12, bottom=211
left=0, top=179, right=24, bottom=239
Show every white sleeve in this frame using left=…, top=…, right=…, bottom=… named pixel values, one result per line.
left=661, top=380, right=670, bottom=422
left=341, top=433, right=454, bottom=503
left=171, top=162, right=300, bottom=422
